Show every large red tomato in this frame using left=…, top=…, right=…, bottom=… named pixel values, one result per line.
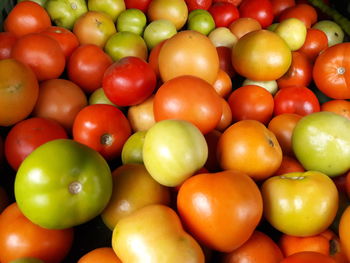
left=124, top=0, right=152, bottom=12
left=298, top=28, right=328, bottom=62
left=238, top=0, right=274, bottom=28
left=185, top=0, right=212, bottom=11
left=208, top=2, right=239, bottom=28
left=313, top=43, right=350, bottom=99
left=68, top=44, right=113, bottom=94
left=73, top=104, right=131, bottom=160
left=0, top=203, right=74, bottom=263
left=279, top=3, right=317, bottom=28
left=103, top=56, right=157, bottom=107
left=153, top=75, right=223, bottom=134
left=5, top=117, right=68, bottom=171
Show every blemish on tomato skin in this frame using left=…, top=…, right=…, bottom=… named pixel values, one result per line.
left=6, top=83, right=21, bottom=93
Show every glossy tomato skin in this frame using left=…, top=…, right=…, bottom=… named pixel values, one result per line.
left=124, top=0, right=152, bottom=13
left=4, top=1, right=51, bottom=38
left=11, top=33, right=66, bottom=82
left=313, top=43, right=350, bottom=99
left=177, top=170, right=263, bottom=252
left=216, top=46, right=235, bottom=77
left=153, top=75, right=222, bottom=134
left=5, top=117, right=68, bottom=171
left=239, top=0, right=274, bottom=28
left=339, top=206, right=350, bottom=261
left=208, top=2, right=239, bottom=28
left=103, top=56, right=157, bottom=107
left=0, top=32, right=17, bottom=60
left=67, top=44, right=113, bottom=94
left=270, top=0, right=295, bottom=19
left=73, top=104, right=131, bottom=160
left=273, top=86, right=320, bottom=116
left=298, top=28, right=328, bottom=62
left=14, top=139, right=112, bottom=229
left=279, top=3, right=317, bottom=28
left=78, top=247, right=122, bottom=263
left=186, top=0, right=212, bottom=11
left=280, top=251, right=336, bottom=263
left=0, top=203, right=74, bottom=263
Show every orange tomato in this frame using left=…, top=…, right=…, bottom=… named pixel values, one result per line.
left=78, top=247, right=122, bottom=263
left=298, top=28, right=328, bottom=62
left=158, top=30, right=219, bottom=84
left=274, top=155, right=305, bottom=176
left=279, top=4, right=318, bottom=28
left=177, top=170, right=263, bottom=252
left=217, top=120, right=282, bottom=180
left=213, top=69, right=233, bottom=98
left=321, top=100, right=350, bottom=120
left=280, top=251, right=336, bottom=263
left=216, top=98, right=233, bottom=131
left=339, top=202, right=350, bottom=262
left=268, top=113, right=302, bottom=156
left=220, top=231, right=284, bottom=263
left=229, top=17, right=262, bottom=39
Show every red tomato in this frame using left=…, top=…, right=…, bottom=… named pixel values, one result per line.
left=270, top=0, right=295, bottom=19
left=0, top=32, right=17, bottom=60
left=213, top=0, right=242, bottom=7
left=124, top=0, right=152, bottom=13
left=216, top=46, right=235, bottom=77
left=208, top=2, right=239, bottom=28
left=274, top=86, right=320, bottom=116
left=103, top=56, right=157, bottom=107
left=313, top=43, right=350, bottom=99
left=153, top=75, right=223, bottom=134
left=0, top=203, right=74, bottom=263
left=68, top=44, right=113, bottom=94
left=228, top=85, right=274, bottom=125
left=280, top=251, right=336, bottom=263
left=185, top=0, right=212, bottom=11
left=279, top=3, right=317, bottom=28
left=277, top=51, right=313, bottom=89
left=4, top=1, right=51, bottom=38
left=238, top=0, right=274, bottom=28
left=274, top=155, right=305, bottom=176
left=4, top=117, right=68, bottom=171
left=41, top=26, right=80, bottom=59
left=11, top=33, right=66, bottom=81
left=298, top=28, right=328, bottom=63
left=73, top=104, right=131, bottom=160
left=148, top=40, right=166, bottom=79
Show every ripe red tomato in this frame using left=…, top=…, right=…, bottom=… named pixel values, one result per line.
left=68, top=44, right=113, bottom=94
left=11, top=33, right=66, bottom=81
left=185, top=0, right=212, bottom=11
left=273, top=86, right=320, bottom=116
left=277, top=51, right=313, bottom=89
left=298, top=28, right=328, bottom=62
left=208, top=2, right=239, bottom=28
left=270, top=0, right=295, bottom=19
left=0, top=32, right=17, bottom=60
left=278, top=3, right=317, bottom=28
left=4, top=1, right=51, bottom=38
left=41, top=26, right=80, bottom=59
left=124, top=0, right=152, bottom=13
left=4, top=117, right=68, bottom=171
left=313, top=43, right=350, bottom=99
left=0, top=203, right=74, bottom=263
left=213, top=0, right=242, bottom=7
left=216, top=46, right=235, bottom=77
left=228, top=85, right=274, bottom=124
left=103, top=56, right=157, bottom=107
left=73, top=104, right=131, bottom=160
left=238, top=0, right=274, bottom=28
left=153, top=75, right=223, bottom=134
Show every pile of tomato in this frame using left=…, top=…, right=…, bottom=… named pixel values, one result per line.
left=0, top=0, right=350, bottom=262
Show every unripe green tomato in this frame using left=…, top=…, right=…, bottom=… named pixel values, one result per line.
left=116, top=8, right=147, bottom=35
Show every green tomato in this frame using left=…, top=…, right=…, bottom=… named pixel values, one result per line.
left=45, top=0, right=88, bottom=30
left=261, top=171, right=338, bottom=236
left=292, top=111, right=350, bottom=177
left=142, top=119, right=208, bottom=187
left=312, top=20, right=344, bottom=47
left=121, top=130, right=147, bottom=164
left=275, top=18, right=307, bottom=51
left=187, top=9, right=215, bottom=36
left=87, top=0, right=125, bottom=22
left=15, top=139, right=112, bottom=229
left=17, top=0, right=47, bottom=6
left=143, top=19, right=177, bottom=50
left=10, top=258, right=44, bottom=263
left=89, top=88, right=117, bottom=106
left=116, top=8, right=147, bottom=35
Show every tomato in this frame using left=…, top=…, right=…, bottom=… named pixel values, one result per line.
left=217, top=120, right=282, bottom=180
left=268, top=113, right=302, bottom=156
left=216, top=97, right=233, bottom=131
left=229, top=17, right=262, bottom=39
left=298, top=28, right=328, bottom=63
left=14, top=139, right=112, bottom=229
left=67, top=44, right=113, bottom=94
left=73, top=104, right=131, bottom=160
left=153, top=75, right=222, bottom=134
left=277, top=51, right=313, bottom=89
left=0, top=32, right=17, bottom=60
left=4, top=117, right=68, bottom=171
left=158, top=30, right=219, bottom=84
left=216, top=46, right=235, bottom=77
left=321, top=100, right=350, bottom=120
left=78, top=247, right=122, bottom=263
left=313, top=43, right=350, bottom=99
left=40, top=26, right=80, bottom=59
left=339, top=206, right=350, bottom=261
left=148, top=40, right=166, bottom=79
left=220, top=231, right=284, bottom=263
left=103, top=56, right=156, bottom=107
left=32, top=78, right=88, bottom=132
left=232, top=30, right=292, bottom=81
left=213, top=0, right=242, bottom=6
left=127, top=95, right=156, bottom=132
left=11, top=33, right=66, bottom=82
left=208, top=2, right=239, bottom=28
left=4, top=1, right=51, bottom=38
left=228, top=85, right=274, bottom=125
left=0, top=59, right=39, bottom=127
left=0, top=203, right=73, bottom=263
left=177, top=170, right=263, bottom=252
left=273, top=86, right=320, bottom=116
left=279, top=4, right=317, bottom=28
left=238, top=0, right=274, bottom=28
left=280, top=251, right=336, bottom=263
left=270, top=0, right=295, bottom=19
left=185, top=0, right=212, bottom=11
left=213, top=69, right=232, bottom=98
left=124, top=0, right=152, bottom=13
left=274, top=155, right=305, bottom=176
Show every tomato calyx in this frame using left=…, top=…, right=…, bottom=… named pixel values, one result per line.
left=100, top=133, right=114, bottom=146
left=337, top=67, right=345, bottom=75
left=69, top=181, right=83, bottom=194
